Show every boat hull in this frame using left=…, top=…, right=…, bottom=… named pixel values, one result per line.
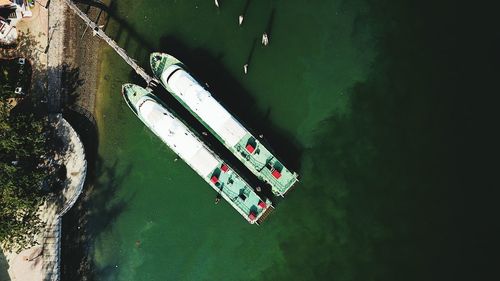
left=122, top=84, right=272, bottom=223
left=150, top=53, right=299, bottom=196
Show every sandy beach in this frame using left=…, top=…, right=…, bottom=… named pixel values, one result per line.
left=59, top=2, right=113, bottom=279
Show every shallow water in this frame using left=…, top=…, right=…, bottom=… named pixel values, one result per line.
left=80, top=0, right=483, bottom=280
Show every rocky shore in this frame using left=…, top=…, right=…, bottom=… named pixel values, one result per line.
left=62, top=2, right=102, bottom=113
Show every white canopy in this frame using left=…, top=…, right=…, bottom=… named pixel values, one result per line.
left=139, top=99, right=219, bottom=177
left=162, top=67, right=247, bottom=147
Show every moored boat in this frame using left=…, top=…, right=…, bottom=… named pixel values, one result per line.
left=122, top=83, right=272, bottom=224
left=150, top=53, right=299, bottom=196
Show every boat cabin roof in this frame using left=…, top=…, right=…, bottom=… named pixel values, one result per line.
left=162, top=67, right=247, bottom=147
left=139, top=98, right=219, bottom=177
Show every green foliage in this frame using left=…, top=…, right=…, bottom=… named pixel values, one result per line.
left=0, top=85, right=51, bottom=252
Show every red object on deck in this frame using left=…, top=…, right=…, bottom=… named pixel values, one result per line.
left=221, top=164, right=229, bottom=172
left=272, top=170, right=282, bottom=179
left=211, top=176, right=219, bottom=184
left=248, top=212, right=257, bottom=221
left=258, top=201, right=267, bottom=208
left=246, top=144, right=255, bottom=153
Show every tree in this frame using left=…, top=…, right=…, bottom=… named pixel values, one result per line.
left=0, top=85, right=52, bottom=252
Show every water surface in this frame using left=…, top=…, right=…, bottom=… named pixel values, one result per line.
left=83, top=0, right=481, bottom=280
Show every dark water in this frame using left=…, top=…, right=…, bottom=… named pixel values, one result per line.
left=78, top=0, right=497, bottom=280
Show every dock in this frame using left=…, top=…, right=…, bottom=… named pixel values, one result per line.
left=62, top=0, right=158, bottom=85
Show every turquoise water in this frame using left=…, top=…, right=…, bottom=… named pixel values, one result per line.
left=66, top=0, right=488, bottom=280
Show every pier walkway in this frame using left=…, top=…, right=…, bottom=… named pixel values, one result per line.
left=40, top=117, right=87, bottom=281
left=62, top=0, right=159, bottom=85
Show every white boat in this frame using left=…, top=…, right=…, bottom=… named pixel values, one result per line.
left=122, top=83, right=273, bottom=224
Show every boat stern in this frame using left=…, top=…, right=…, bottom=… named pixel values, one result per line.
left=253, top=198, right=274, bottom=224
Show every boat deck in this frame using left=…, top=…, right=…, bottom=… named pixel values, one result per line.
left=234, top=133, right=298, bottom=195
left=150, top=53, right=299, bottom=196
left=212, top=163, right=268, bottom=219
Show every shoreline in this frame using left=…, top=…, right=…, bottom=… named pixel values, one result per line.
left=58, top=2, right=109, bottom=280
left=58, top=2, right=104, bottom=281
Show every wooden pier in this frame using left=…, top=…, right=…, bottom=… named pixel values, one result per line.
left=62, top=0, right=158, bottom=85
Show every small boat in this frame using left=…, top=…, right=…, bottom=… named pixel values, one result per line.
left=262, top=32, right=269, bottom=46
left=122, top=83, right=272, bottom=224
left=150, top=53, right=299, bottom=196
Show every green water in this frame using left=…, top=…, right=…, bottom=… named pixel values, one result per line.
left=75, top=0, right=490, bottom=280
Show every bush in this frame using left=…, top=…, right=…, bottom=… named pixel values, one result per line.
left=0, top=83, right=52, bottom=251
